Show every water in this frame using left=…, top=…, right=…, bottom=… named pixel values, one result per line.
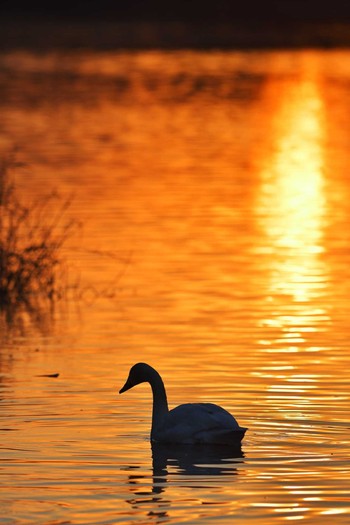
left=0, top=48, right=350, bottom=524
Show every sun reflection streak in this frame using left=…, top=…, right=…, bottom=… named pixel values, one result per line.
left=258, top=73, right=327, bottom=305
left=253, top=58, right=332, bottom=439
left=254, top=58, right=332, bottom=363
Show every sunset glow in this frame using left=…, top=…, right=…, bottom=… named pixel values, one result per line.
left=1, top=48, right=350, bottom=525
left=258, top=71, right=327, bottom=304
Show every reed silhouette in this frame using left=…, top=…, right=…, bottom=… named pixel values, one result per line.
left=0, top=155, right=77, bottom=315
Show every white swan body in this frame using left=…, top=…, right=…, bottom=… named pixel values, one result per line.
left=119, top=363, right=247, bottom=445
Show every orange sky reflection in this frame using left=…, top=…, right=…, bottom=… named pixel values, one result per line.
left=257, top=72, right=328, bottom=306
left=253, top=56, right=333, bottom=427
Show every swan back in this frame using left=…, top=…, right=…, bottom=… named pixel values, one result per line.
left=154, top=403, right=247, bottom=445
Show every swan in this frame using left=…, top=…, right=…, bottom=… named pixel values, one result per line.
left=119, top=362, right=247, bottom=445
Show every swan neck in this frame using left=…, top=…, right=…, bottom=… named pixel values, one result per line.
left=149, top=369, right=168, bottom=433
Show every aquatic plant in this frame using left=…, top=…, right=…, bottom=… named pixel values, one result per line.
left=0, top=155, right=77, bottom=314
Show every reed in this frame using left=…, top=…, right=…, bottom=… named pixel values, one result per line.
left=0, top=156, right=77, bottom=313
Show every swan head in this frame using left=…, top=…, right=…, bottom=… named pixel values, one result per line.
left=119, top=362, right=154, bottom=394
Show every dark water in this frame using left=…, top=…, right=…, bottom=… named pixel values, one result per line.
left=0, top=49, right=350, bottom=524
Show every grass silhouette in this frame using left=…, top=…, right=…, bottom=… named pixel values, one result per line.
left=0, top=155, right=77, bottom=314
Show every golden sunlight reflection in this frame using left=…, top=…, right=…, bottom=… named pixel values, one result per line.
left=258, top=73, right=327, bottom=305
left=256, top=63, right=330, bottom=344
left=253, top=58, right=332, bottom=426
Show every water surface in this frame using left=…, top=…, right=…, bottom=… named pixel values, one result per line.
left=0, top=49, right=350, bottom=524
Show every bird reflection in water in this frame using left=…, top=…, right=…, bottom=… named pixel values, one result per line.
left=152, top=442, right=244, bottom=477
left=125, top=443, right=245, bottom=520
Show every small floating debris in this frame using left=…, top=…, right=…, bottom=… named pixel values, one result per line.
left=36, top=373, right=60, bottom=378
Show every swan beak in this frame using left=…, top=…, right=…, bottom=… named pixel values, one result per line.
left=119, top=378, right=133, bottom=394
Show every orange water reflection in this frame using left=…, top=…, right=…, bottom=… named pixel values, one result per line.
left=1, top=49, right=350, bottom=525
left=249, top=58, right=350, bottom=523
left=253, top=57, right=333, bottom=440
left=257, top=63, right=327, bottom=308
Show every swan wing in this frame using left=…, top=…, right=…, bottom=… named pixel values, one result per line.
left=154, top=403, right=246, bottom=445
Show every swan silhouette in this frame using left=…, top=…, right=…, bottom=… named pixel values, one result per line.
left=119, top=362, right=247, bottom=445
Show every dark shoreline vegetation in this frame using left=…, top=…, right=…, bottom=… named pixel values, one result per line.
left=0, top=157, right=132, bottom=329
left=0, top=156, right=78, bottom=317
left=1, top=18, right=350, bottom=51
